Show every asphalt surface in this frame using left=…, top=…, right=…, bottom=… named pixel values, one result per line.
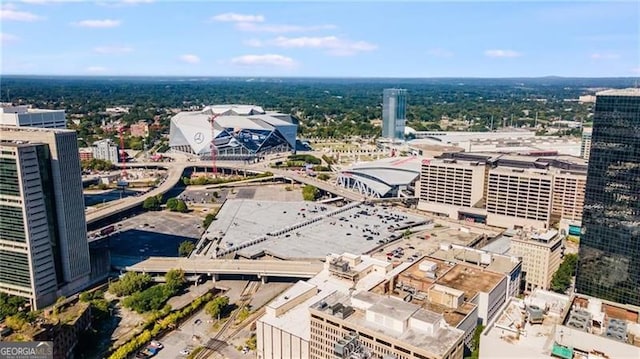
left=107, top=211, right=202, bottom=258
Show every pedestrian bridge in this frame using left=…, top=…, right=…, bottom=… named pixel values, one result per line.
left=124, top=257, right=324, bottom=280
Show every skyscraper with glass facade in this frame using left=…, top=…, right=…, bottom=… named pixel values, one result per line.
left=575, top=89, right=640, bottom=306
left=0, top=126, right=90, bottom=309
left=382, top=88, right=407, bottom=140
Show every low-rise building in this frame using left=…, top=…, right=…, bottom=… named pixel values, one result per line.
left=309, top=291, right=465, bottom=359
left=481, top=289, right=640, bottom=359
left=130, top=121, right=149, bottom=137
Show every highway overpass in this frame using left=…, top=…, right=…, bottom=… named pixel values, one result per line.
left=124, top=257, right=324, bottom=280
left=85, top=159, right=365, bottom=225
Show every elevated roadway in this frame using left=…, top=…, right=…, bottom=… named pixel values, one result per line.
left=85, top=158, right=364, bottom=225
left=125, top=257, right=323, bottom=279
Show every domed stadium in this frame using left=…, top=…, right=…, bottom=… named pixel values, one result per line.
left=169, top=105, right=299, bottom=160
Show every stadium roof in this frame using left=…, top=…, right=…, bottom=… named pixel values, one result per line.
left=202, top=104, right=265, bottom=115
left=337, top=156, right=422, bottom=197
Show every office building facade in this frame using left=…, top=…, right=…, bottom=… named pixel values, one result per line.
left=0, top=105, right=66, bottom=129
left=382, top=89, right=407, bottom=140
left=580, top=127, right=592, bottom=160
left=510, top=230, right=563, bottom=292
left=0, top=126, right=91, bottom=308
left=418, top=153, right=587, bottom=229
left=575, top=89, right=640, bottom=306
left=0, top=143, right=61, bottom=308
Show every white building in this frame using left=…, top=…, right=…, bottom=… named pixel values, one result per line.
left=257, top=253, right=394, bottom=359
left=92, top=139, right=119, bottom=164
left=0, top=105, right=66, bottom=129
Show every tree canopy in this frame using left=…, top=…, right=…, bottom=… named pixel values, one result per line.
left=108, top=272, right=152, bottom=297
left=205, top=296, right=229, bottom=319
left=550, top=253, right=578, bottom=294
left=178, top=241, right=195, bottom=257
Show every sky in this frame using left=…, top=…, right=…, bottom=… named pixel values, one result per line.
left=1, top=0, right=639, bottom=77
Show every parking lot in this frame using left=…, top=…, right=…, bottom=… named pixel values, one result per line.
left=108, top=211, right=202, bottom=258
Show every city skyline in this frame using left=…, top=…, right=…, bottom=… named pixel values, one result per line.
left=2, top=1, right=639, bottom=77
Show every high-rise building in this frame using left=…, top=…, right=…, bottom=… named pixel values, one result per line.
left=575, top=89, right=640, bottom=306
left=382, top=88, right=407, bottom=140
left=0, top=126, right=91, bottom=308
left=0, top=105, right=67, bottom=129
left=580, top=127, right=592, bottom=160
left=92, top=139, right=119, bottom=164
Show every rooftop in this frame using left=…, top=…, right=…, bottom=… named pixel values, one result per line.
left=204, top=200, right=427, bottom=260
left=435, top=263, right=505, bottom=301
left=428, top=243, right=521, bottom=275
left=313, top=291, right=464, bottom=357
left=597, top=88, right=640, bottom=97
left=259, top=253, right=394, bottom=341
left=481, top=290, right=640, bottom=359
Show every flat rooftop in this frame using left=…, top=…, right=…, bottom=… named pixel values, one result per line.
left=436, top=263, right=505, bottom=301
left=314, top=291, right=464, bottom=357
left=429, top=244, right=520, bottom=275
left=597, top=88, right=640, bottom=96
left=204, top=200, right=427, bottom=260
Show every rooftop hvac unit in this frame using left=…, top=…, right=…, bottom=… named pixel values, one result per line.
left=566, top=319, right=587, bottom=331
left=605, top=328, right=626, bottom=342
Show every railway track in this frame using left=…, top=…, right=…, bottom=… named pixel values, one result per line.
left=195, top=281, right=260, bottom=358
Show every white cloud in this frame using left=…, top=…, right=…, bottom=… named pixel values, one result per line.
left=230, top=54, right=296, bottom=67
left=271, top=36, right=377, bottom=56
left=179, top=54, right=201, bottom=64
left=484, top=49, right=522, bottom=58
left=73, top=19, right=121, bottom=28
left=631, top=67, right=640, bottom=74
left=93, top=45, right=133, bottom=54
left=21, top=0, right=81, bottom=4
left=121, top=0, right=154, bottom=3
left=0, top=5, right=44, bottom=21
left=244, top=39, right=264, bottom=47
left=428, top=48, right=454, bottom=58
left=235, top=22, right=336, bottom=33
left=211, top=13, right=264, bottom=23
left=590, top=52, right=620, bottom=60
left=86, top=66, right=107, bottom=73
left=0, top=32, right=19, bottom=44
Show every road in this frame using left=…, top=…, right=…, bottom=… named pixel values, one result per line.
left=125, top=257, right=324, bottom=279
left=85, top=156, right=364, bottom=225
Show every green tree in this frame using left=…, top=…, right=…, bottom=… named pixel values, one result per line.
left=302, top=185, right=318, bottom=201
left=317, top=173, right=330, bottom=181
left=166, top=197, right=179, bottom=211
left=123, top=284, right=174, bottom=313
left=175, top=199, right=188, bottom=213
left=550, top=253, right=578, bottom=294
left=108, top=272, right=152, bottom=297
left=143, top=196, right=160, bottom=211
left=203, top=213, right=216, bottom=228
left=0, top=293, right=26, bottom=321
left=178, top=241, right=195, bottom=257
left=205, top=296, right=229, bottom=319
left=165, top=269, right=186, bottom=293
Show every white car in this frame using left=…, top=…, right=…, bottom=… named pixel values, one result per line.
left=179, top=349, right=190, bottom=356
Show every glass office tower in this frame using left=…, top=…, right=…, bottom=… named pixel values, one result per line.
left=382, top=89, right=407, bottom=140
left=575, top=89, right=640, bottom=305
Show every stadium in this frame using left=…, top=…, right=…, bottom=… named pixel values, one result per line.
left=169, top=105, right=299, bottom=160
left=336, top=156, right=422, bottom=198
